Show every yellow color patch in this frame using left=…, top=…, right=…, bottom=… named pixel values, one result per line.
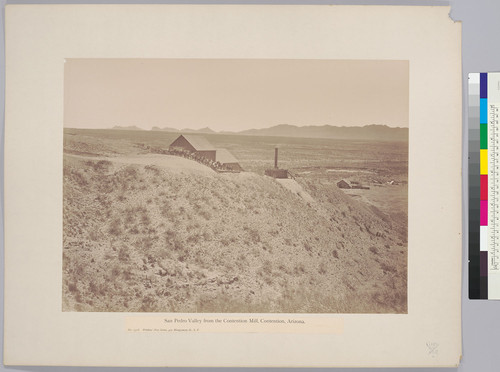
left=481, top=149, right=488, bottom=175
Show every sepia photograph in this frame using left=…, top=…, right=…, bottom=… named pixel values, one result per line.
left=62, top=58, right=409, bottom=313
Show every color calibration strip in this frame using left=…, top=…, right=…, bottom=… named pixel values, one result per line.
left=469, top=72, right=500, bottom=299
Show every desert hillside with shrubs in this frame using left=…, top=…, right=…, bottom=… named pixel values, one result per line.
left=63, top=131, right=407, bottom=313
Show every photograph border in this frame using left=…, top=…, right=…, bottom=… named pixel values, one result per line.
left=61, top=57, right=409, bottom=315
left=4, top=4, right=461, bottom=367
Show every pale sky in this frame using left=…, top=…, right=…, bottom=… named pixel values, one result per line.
left=64, top=59, right=409, bottom=131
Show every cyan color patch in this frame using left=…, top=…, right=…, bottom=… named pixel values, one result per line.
left=480, top=98, right=488, bottom=124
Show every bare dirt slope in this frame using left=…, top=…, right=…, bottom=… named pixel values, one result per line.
left=63, top=150, right=407, bottom=313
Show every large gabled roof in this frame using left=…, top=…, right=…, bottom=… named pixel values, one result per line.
left=216, top=148, right=239, bottom=164
left=177, top=135, right=216, bottom=151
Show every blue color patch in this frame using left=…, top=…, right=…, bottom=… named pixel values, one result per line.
left=481, top=98, right=488, bottom=124
left=481, top=73, right=488, bottom=98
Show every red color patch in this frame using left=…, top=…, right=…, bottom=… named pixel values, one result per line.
left=481, top=175, right=488, bottom=200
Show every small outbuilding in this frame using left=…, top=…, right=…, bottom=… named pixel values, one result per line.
left=215, top=148, right=242, bottom=171
left=265, top=147, right=288, bottom=179
left=337, top=180, right=351, bottom=189
left=169, top=135, right=216, bottom=161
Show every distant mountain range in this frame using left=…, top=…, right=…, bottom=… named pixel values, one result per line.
left=236, top=124, right=408, bottom=141
left=111, top=125, right=145, bottom=131
left=111, top=124, right=408, bottom=141
left=149, top=126, right=216, bottom=134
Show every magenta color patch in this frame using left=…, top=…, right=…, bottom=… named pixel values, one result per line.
left=481, top=200, right=488, bottom=226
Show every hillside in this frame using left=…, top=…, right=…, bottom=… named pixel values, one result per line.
left=63, top=151, right=407, bottom=313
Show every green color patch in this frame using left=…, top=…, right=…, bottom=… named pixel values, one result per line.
left=481, top=124, right=488, bottom=149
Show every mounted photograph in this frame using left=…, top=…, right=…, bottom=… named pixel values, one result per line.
left=63, top=58, right=409, bottom=313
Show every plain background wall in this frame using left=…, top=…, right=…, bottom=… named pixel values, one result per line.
left=1, top=0, right=499, bottom=371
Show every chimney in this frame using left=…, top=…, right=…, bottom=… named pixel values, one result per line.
left=274, top=147, right=278, bottom=169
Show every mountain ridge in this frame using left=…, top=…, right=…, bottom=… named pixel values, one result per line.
left=237, top=124, right=408, bottom=141
left=111, top=124, right=408, bottom=141
left=111, top=125, right=145, bottom=131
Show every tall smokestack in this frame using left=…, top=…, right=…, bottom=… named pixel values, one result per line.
left=274, top=148, right=278, bottom=169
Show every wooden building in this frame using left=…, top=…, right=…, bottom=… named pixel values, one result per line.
left=216, top=148, right=242, bottom=171
left=169, top=135, right=216, bottom=161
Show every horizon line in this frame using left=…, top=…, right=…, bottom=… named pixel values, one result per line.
left=64, top=123, right=410, bottom=132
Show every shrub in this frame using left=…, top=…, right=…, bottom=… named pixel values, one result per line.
left=123, top=166, right=138, bottom=179
left=318, top=261, right=327, bottom=274
left=294, top=263, right=306, bottom=275
left=262, top=259, right=273, bottom=275
left=111, top=265, right=121, bottom=278
left=139, top=236, right=154, bottom=251
left=304, top=241, right=312, bottom=252
left=88, top=228, right=100, bottom=241
left=68, top=281, right=78, bottom=293
left=141, top=213, right=151, bottom=226
left=85, top=160, right=112, bottom=173
left=118, top=246, right=130, bottom=262
left=202, top=230, right=212, bottom=241
left=173, top=238, right=184, bottom=252
left=380, top=262, right=397, bottom=274
left=69, top=169, right=88, bottom=187
left=145, top=165, right=161, bottom=176
left=109, top=218, right=122, bottom=236
left=199, top=210, right=212, bottom=220
left=187, top=233, right=201, bottom=244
